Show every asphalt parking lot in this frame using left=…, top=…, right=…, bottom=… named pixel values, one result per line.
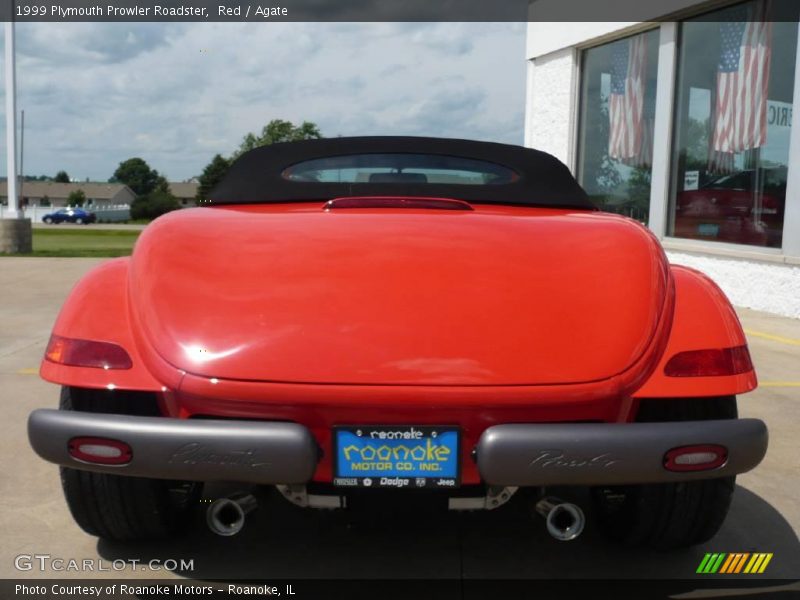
left=1, top=257, right=798, bottom=582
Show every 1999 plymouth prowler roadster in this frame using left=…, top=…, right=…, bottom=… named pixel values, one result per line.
left=28, top=137, right=767, bottom=549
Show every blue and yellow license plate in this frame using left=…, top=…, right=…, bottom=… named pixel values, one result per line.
left=333, top=426, right=460, bottom=489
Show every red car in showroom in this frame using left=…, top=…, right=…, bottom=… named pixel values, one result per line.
left=28, top=137, right=766, bottom=549
left=674, top=168, right=786, bottom=248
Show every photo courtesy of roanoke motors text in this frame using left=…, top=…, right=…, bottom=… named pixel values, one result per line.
left=1, top=0, right=799, bottom=598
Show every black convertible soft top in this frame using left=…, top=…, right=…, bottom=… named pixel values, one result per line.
left=208, top=136, right=595, bottom=209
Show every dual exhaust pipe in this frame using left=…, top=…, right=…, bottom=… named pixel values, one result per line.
left=534, top=496, right=585, bottom=541
left=205, top=492, right=585, bottom=542
left=206, top=493, right=258, bottom=537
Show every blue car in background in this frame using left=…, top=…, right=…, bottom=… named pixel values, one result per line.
left=42, top=208, right=97, bottom=225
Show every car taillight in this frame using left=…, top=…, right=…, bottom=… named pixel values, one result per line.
left=664, top=444, right=727, bottom=472
left=664, top=345, right=752, bottom=377
left=45, top=334, right=133, bottom=370
left=68, top=437, right=132, bottom=465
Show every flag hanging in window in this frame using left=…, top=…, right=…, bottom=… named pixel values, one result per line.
left=608, top=34, right=647, bottom=163
left=709, top=1, right=772, bottom=172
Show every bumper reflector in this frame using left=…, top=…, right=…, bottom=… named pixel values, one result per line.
left=68, top=436, right=132, bottom=465
left=664, top=444, right=727, bottom=472
left=664, top=345, right=752, bottom=377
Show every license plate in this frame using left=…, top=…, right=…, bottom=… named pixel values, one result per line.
left=333, top=426, right=459, bottom=489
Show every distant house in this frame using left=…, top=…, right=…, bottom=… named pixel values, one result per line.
left=169, top=182, right=199, bottom=206
left=0, top=181, right=136, bottom=208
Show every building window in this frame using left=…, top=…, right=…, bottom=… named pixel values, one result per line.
left=577, top=29, right=659, bottom=223
left=670, top=1, right=796, bottom=248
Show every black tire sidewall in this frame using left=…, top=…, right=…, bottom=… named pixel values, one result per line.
left=591, top=396, right=738, bottom=550
left=58, top=386, right=203, bottom=541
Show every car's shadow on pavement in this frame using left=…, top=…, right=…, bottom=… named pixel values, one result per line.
left=97, top=483, right=799, bottom=581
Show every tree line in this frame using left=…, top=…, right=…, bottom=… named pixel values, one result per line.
left=195, top=119, right=322, bottom=204
left=38, top=119, right=322, bottom=220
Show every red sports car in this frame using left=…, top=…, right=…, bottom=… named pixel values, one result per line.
left=28, top=137, right=766, bottom=549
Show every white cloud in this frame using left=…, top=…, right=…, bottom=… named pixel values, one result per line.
left=0, top=22, right=525, bottom=181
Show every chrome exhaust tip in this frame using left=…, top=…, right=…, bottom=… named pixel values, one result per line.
left=535, top=496, right=585, bottom=541
left=206, top=493, right=258, bottom=537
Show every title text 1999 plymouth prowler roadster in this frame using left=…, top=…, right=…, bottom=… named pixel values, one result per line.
left=28, top=137, right=767, bottom=548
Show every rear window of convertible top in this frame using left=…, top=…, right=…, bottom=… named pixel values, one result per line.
left=281, top=153, right=520, bottom=186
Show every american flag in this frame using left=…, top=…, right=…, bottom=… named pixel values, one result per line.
left=608, top=34, right=647, bottom=163
left=709, top=1, right=772, bottom=172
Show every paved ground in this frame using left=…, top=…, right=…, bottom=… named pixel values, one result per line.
left=1, top=258, right=798, bottom=582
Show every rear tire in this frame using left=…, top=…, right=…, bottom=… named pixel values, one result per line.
left=592, top=396, right=737, bottom=550
left=75, top=218, right=83, bottom=224
left=59, top=386, right=202, bottom=541
left=43, top=217, right=52, bottom=224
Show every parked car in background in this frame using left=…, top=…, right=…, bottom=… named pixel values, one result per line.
left=42, top=207, right=97, bottom=225
left=674, top=168, right=786, bottom=248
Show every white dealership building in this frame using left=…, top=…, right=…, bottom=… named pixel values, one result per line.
left=525, top=1, right=800, bottom=318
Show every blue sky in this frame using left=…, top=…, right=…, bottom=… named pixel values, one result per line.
left=0, top=22, right=526, bottom=182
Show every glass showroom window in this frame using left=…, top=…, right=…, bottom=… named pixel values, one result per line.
left=670, top=1, right=797, bottom=248
left=577, top=29, right=659, bottom=223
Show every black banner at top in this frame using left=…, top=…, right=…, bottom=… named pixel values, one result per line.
left=2, top=0, right=800, bottom=22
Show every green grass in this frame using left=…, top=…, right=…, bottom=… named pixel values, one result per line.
left=21, top=228, right=142, bottom=257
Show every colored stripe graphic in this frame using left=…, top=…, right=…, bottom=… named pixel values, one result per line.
left=699, top=553, right=773, bottom=574
left=744, top=554, right=761, bottom=573
left=720, top=553, right=738, bottom=573
left=697, top=553, right=714, bottom=573
left=719, top=554, right=736, bottom=573
left=758, top=553, right=773, bottom=573
left=700, top=553, right=719, bottom=573
left=711, top=553, right=727, bottom=573
left=699, top=553, right=727, bottom=573
left=734, top=553, right=750, bottom=573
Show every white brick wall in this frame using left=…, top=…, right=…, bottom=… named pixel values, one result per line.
left=667, top=252, right=800, bottom=319
left=524, top=48, right=575, bottom=167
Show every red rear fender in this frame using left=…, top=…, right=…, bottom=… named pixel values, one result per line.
left=40, top=258, right=178, bottom=392
left=632, top=265, right=757, bottom=398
